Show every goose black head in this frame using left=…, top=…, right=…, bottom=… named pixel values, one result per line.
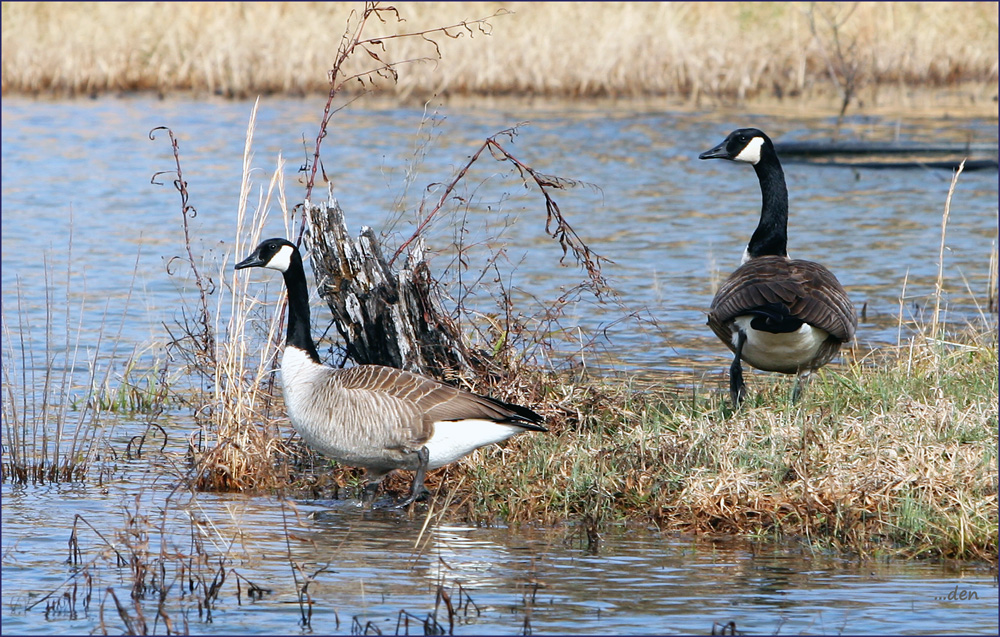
left=699, top=128, right=774, bottom=166
left=235, top=238, right=298, bottom=273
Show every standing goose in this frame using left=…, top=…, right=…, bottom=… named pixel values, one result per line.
left=236, top=238, right=546, bottom=507
left=698, top=128, right=857, bottom=406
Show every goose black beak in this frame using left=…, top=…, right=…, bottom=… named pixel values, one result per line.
left=699, top=141, right=731, bottom=160
left=235, top=253, right=265, bottom=270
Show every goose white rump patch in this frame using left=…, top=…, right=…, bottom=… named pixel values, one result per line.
left=732, top=316, right=829, bottom=373
left=424, top=420, right=525, bottom=469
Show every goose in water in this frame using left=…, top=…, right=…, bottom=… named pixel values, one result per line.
left=236, top=238, right=546, bottom=507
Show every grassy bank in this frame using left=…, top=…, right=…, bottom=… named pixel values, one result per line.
left=2, top=2, right=997, bottom=107
left=455, top=324, right=997, bottom=560
left=126, top=100, right=989, bottom=564
left=285, top=319, right=994, bottom=562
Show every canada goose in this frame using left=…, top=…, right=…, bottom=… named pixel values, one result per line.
left=235, top=238, right=546, bottom=507
left=698, top=128, right=857, bottom=406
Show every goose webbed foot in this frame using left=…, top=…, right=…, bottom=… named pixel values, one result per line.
left=393, top=446, right=431, bottom=509
left=730, top=332, right=748, bottom=407
left=394, top=485, right=431, bottom=509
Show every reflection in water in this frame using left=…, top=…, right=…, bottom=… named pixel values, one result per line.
left=286, top=504, right=998, bottom=636
left=1, top=482, right=997, bottom=635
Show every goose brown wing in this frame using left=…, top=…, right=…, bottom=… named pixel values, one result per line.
left=335, top=365, right=546, bottom=431
left=709, top=256, right=856, bottom=343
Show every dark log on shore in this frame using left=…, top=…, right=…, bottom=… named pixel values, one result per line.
left=786, top=159, right=998, bottom=171
left=303, top=193, right=472, bottom=379
left=775, top=141, right=998, bottom=171
left=775, top=141, right=996, bottom=157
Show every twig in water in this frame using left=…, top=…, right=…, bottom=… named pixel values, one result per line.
left=231, top=570, right=273, bottom=604
left=149, top=126, right=215, bottom=359
left=396, top=608, right=447, bottom=635
left=280, top=501, right=334, bottom=629
left=711, top=620, right=739, bottom=635
left=105, top=587, right=148, bottom=635
left=352, top=616, right=383, bottom=635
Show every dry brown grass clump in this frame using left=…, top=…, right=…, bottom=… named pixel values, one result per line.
left=149, top=104, right=300, bottom=493
left=2, top=2, right=997, bottom=104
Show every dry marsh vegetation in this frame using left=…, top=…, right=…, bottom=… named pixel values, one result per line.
left=3, top=4, right=994, bottom=580
left=0, top=230, right=170, bottom=485
left=2, top=2, right=997, bottom=107
left=148, top=113, right=300, bottom=494
left=135, top=3, right=996, bottom=563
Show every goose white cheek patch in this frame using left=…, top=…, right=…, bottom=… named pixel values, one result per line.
left=265, top=244, right=295, bottom=272
left=734, top=136, right=764, bottom=164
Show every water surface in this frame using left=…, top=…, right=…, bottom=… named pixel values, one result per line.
left=2, top=95, right=996, bottom=377
left=2, top=96, right=998, bottom=635
left=2, top=481, right=996, bottom=635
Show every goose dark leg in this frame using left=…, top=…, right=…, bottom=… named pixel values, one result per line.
left=395, top=446, right=431, bottom=509
left=792, top=370, right=812, bottom=403
left=361, top=479, right=381, bottom=509
left=730, top=331, right=748, bottom=407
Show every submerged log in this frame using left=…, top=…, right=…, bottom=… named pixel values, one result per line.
left=775, top=141, right=998, bottom=171
left=781, top=158, right=997, bottom=171
left=775, top=141, right=996, bottom=157
left=303, top=192, right=472, bottom=379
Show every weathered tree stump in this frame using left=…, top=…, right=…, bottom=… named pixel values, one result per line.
left=303, top=191, right=472, bottom=379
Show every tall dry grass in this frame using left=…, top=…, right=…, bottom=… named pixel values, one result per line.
left=2, top=2, right=997, bottom=103
left=1, top=227, right=166, bottom=484
left=165, top=99, right=301, bottom=492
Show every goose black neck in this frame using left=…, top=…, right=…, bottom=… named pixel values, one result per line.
left=282, top=252, right=321, bottom=363
left=747, top=150, right=789, bottom=259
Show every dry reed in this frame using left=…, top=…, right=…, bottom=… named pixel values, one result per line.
left=2, top=2, right=996, bottom=105
left=173, top=100, right=300, bottom=492
left=1, top=225, right=164, bottom=484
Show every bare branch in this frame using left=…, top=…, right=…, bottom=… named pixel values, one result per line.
left=299, top=2, right=509, bottom=231
left=390, top=126, right=611, bottom=295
